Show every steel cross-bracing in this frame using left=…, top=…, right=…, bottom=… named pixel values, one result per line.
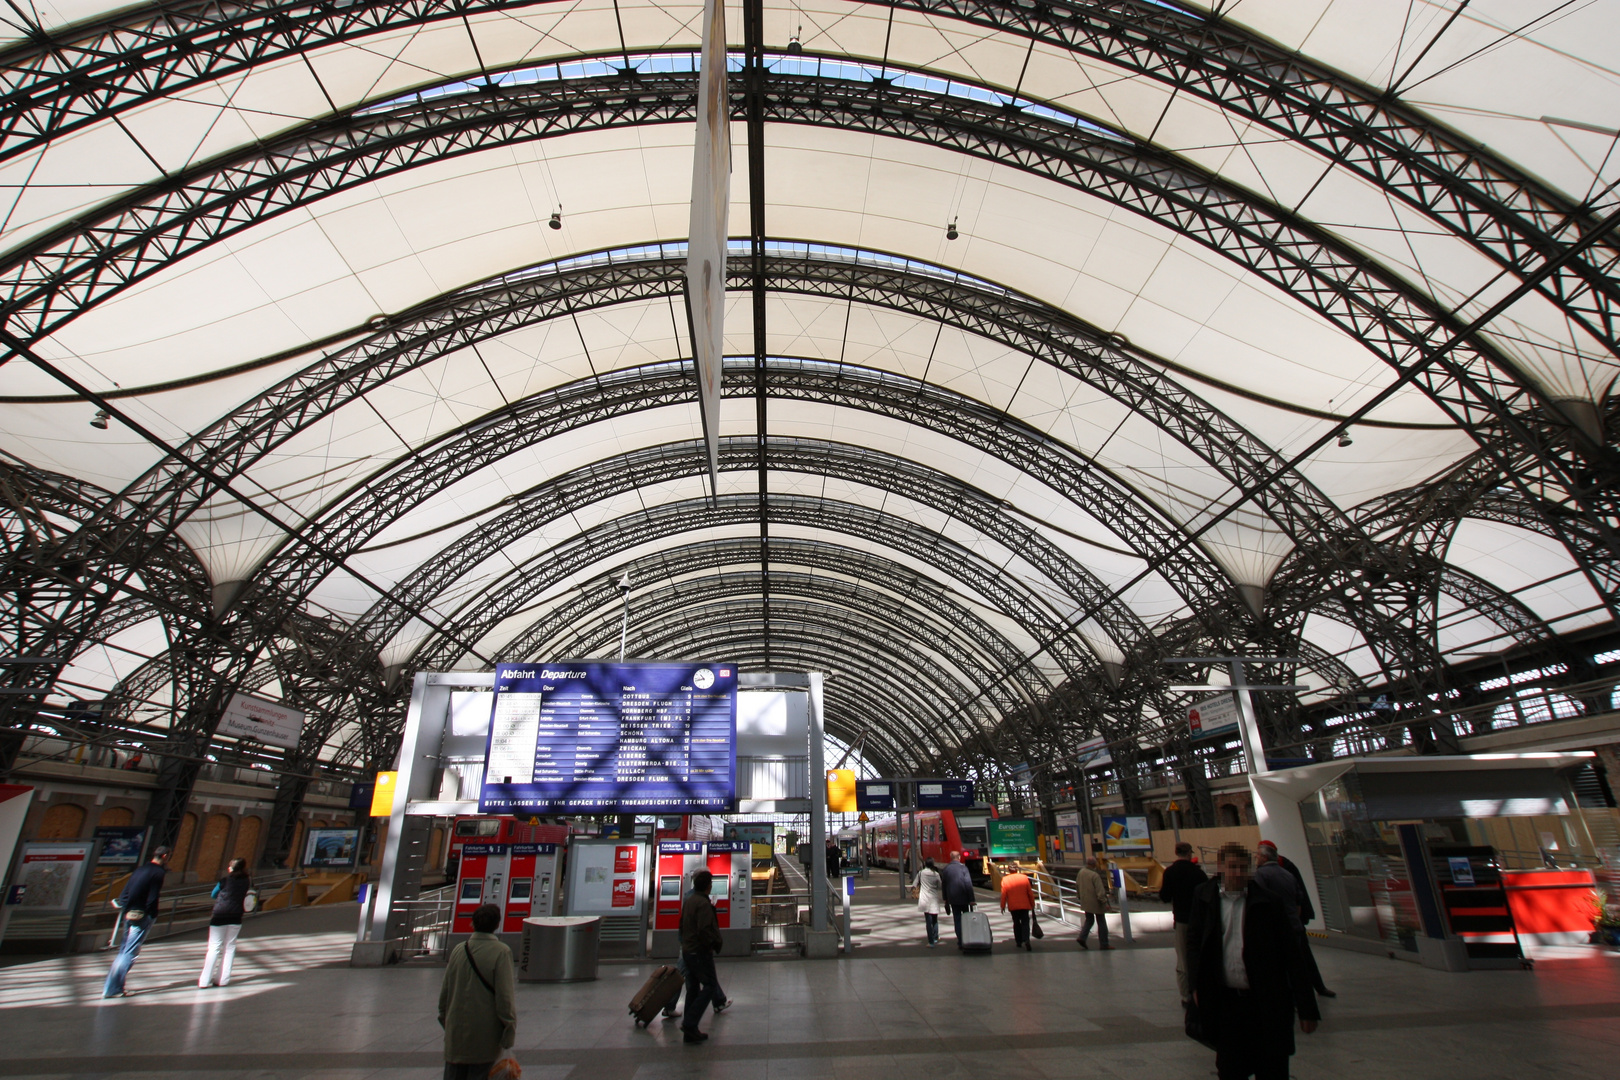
left=0, top=54, right=1605, bottom=713
left=360, top=430, right=1140, bottom=675
left=0, top=57, right=1608, bottom=590
left=0, top=0, right=1612, bottom=375
left=3, top=272, right=1555, bottom=835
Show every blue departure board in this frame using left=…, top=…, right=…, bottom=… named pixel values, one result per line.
left=479, top=661, right=737, bottom=813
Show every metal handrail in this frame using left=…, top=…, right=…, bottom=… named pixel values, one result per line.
left=392, top=884, right=455, bottom=958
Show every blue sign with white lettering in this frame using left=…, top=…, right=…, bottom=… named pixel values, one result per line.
left=855, top=780, right=895, bottom=810
left=916, top=780, right=974, bottom=809
left=479, top=661, right=737, bottom=813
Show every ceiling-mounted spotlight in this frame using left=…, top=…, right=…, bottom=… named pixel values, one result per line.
left=89, top=408, right=110, bottom=429
left=1337, top=430, right=1353, bottom=447
left=946, top=219, right=959, bottom=241
left=549, top=207, right=563, bottom=230
left=367, top=313, right=389, bottom=330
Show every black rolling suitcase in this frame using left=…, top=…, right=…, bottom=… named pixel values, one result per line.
left=629, top=965, right=684, bottom=1026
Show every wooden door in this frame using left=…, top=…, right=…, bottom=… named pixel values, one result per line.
left=172, top=812, right=199, bottom=872
left=37, top=802, right=86, bottom=839
left=96, top=806, right=134, bottom=828
left=233, top=816, right=263, bottom=865
left=194, top=813, right=232, bottom=881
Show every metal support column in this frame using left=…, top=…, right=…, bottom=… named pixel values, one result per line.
left=808, top=672, right=828, bottom=932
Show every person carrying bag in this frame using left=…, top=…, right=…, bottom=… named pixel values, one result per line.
left=438, top=903, right=519, bottom=1080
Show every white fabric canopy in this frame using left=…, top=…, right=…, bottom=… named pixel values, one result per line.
left=2, top=0, right=1612, bottom=762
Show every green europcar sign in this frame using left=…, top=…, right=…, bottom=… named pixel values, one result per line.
left=986, top=818, right=1039, bottom=857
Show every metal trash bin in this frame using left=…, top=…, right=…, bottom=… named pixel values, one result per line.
left=519, top=916, right=601, bottom=982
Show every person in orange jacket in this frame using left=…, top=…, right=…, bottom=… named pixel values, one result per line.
left=999, top=865, right=1036, bottom=950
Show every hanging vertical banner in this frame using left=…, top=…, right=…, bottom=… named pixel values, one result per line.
left=686, top=0, right=730, bottom=491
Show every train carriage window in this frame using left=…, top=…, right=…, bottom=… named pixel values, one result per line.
left=455, top=819, right=501, bottom=838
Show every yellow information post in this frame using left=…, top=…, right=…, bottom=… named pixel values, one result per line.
left=369, top=771, right=398, bottom=817
left=825, top=769, right=856, bottom=813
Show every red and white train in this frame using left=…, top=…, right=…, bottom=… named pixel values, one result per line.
left=842, top=806, right=998, bottom=880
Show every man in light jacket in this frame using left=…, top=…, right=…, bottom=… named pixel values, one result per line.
left=939, top=851, right=977, bottom=945
left=438, top=903, right=516, bottom=1079
left=1075, top=856, right=1113, bottom=951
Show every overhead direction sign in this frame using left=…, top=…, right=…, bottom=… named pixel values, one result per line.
left=479, top=661, right=737, bottom=813
left=916, top=780, right=974, bottom=809
left=854, top=780, right=895, bottom=811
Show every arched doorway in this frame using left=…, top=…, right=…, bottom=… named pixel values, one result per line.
left=96, top=806, right=134, bottom=828
left=233, top=816, right=263, bottom=865
left=37, top=803, right=86, bottom=839
left=172, top=812, right=199, bottom=874
left=194, top=813, right=233, bottom=881
left=1219, top=804, right=1241, bottom=828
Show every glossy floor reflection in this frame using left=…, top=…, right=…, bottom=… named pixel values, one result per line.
left=1, top=905, right=1618, bottom=1079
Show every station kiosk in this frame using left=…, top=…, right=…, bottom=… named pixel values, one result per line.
left=451, top=842, right=563, bottom=950
left=651, top=839, right=752, bottom=956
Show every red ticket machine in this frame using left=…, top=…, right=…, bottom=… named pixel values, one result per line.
left=453, top=843, right=503, bottom=933
left=655, top=841, right=703, bottom=931
left=500, top=843, right=563, bottom=932
left=454, top=842, right=565, bottom=933
left=654, top=840, right=752, bottom=936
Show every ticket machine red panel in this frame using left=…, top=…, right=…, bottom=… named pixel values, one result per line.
left=656, top=841, right=703, bottom=931
left=452, top=845, right=497, bottom=933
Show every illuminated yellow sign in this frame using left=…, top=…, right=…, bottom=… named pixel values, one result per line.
left=370, top=771, right=398, bottom=817
left=825, top=769, right=856, bottom=813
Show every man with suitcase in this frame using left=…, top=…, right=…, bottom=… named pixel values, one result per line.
left=940, top=851, right=977, bottom=946
left=678, top=869, right=724, bottom=1044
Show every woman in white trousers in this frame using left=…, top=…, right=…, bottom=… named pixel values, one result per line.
left=200, top=858, right=251, bottom=987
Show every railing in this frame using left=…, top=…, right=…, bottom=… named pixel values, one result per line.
left=94, top=869, right=301, bottom=948
left=391, top=885, right=455, bottom=958
left=1029, top=866, right=1082, bottom=929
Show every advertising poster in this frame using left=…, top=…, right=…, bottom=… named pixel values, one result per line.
left=480, top=661, right=737, bottom=813
left=304, top=828, right=360, bottom=867
left=986, top=818, right=1039, bottom=857
left=1188, top=693, right=1240, bottom=740
left=568, top=840, right=649, bottom=917
left=1101, top=815, right=1152, bottom=854
left=92, top=825, right=147, bottom=866
left=685, top=0, right=731, bottom=487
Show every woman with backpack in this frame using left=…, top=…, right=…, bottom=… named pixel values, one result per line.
left=198, top=858, right=253, bottom=987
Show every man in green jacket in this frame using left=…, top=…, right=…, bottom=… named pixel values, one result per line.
left=678, top=869, right=724, bottom=1044
left=439, top=903, right=516, bottom=1078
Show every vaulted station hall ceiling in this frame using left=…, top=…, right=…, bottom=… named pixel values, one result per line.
left=2, top=0, right=1618, bottom=840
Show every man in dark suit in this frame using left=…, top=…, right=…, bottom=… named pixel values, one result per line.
left=939, top=851, right=977, bottom=945
left=1255, top=840, right=1334, bottom=997
left=1187, top=842, right=1320, bottom=1080
left=1158, top=840, right=1208, bottom=1004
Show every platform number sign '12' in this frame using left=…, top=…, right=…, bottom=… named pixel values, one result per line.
left=479, top=661, right=738, bottom=814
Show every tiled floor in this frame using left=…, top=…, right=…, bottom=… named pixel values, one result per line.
left=1, top=903, right=1618, bottom=1079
